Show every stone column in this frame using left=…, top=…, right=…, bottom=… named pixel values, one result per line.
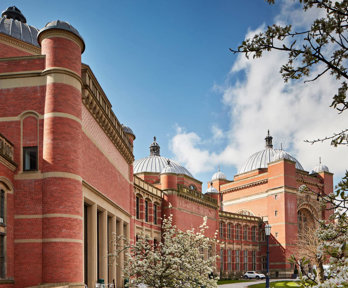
left=116, top=219, right=124, bottom=288
left=99, top=210, right=108, bottom=284
left=109, top=216, right=117, bottom=286
left=88, top=204, right=97, bottom=288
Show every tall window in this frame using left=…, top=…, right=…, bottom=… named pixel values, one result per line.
left=0, top=234, right=4, bottom=278
left=219, top=222, right=224, bottom=239
left=136, top=196, right=140, bottom=219
left=220, top=248, right=224, bottom=272
left=227, top=249, right=232, bottom=271
left=145, top=200, right=149, bottom=222
left=262, top=256, right=267, bottom=270
left=153, top=204, right=157, bottom=224
left=243, top=226, right=248, bottom=240
left=251, top=226, right=256, bottom=241
left=0, top=190, right=4, bottom=225
left=244, top=250, right=248, bottom=271
left=252, top=250, right=256, bottom=270
left=235, top=250, right=240, bottom=271
left=23, top=146, right=38, bottom=171
left=227, top=223, right=232, bottom=239
left=235, top=225, right=241, bottom=240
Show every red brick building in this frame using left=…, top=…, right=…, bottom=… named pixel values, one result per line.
left=0, top=6, right=332, bottom=288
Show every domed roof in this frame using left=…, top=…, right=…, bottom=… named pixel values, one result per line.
left=134, top=137, right=193, bottom=177
left=38, top=20, right=85, bottom=52
left=206, top=183, right=219, bottom=194
left=212, top=168, right=226, bottom=181
left=161, top=160, right=177, bottom=174
left=0, top=6, right=39, bottom=46
left=312, top=158, right=329, bottom=173
left=122, top=124, right=135, bottom=138
left=238, top=131, right=304, bottom=174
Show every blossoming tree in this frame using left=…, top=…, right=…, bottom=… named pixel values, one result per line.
left=111, top=214, right=219, bottom=288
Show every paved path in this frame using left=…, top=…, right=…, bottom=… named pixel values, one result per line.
left=219, top=279, right=296, bottom=288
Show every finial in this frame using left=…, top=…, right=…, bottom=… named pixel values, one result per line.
left=149, top=137, right=160, bottom=156
left=319, top=157, right=321, bottom=165
left=280, top=143, right=283, bottom=150
left=218, top=165, right=220, bottom=172
left=265, top=130, right=273, bottom=148
left=2, top=6, right=26, bottom=23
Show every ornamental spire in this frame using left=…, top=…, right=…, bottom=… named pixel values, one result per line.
left=150, top=136, right=160, bottom=156
left=265, top=130, right=273, bottom=148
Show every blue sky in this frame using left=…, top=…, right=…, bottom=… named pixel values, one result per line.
left=3, top=1, right=347, bottom=188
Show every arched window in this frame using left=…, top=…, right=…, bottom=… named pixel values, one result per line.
left=235, top=224, right=241, bottom=240
left=243, top=225, right=248, bottom=240
left=153, top=203, right=158, bottom=225
left=136, top=196, right=140, bottom=219
left=227, top=223, right=232, bottom=239
left=219, top=222, right=224, bottom=239
left=21, top=114, right=39, bottom=172
left=145, top=199, right=149, bottom=222
left=297, top=208, right=315, bottom=236
left=251, top=226, right=256, bottom=241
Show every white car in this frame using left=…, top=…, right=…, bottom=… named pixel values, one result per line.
left=243, top=271, right=266, bottom=279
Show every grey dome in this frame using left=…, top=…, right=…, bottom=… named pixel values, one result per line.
left=312, top=158, right=329, bottom=173
left=272, top=150, right=292, bottom=162
left=238, top=131, right=304, bottom=174
left=161, top=160, right=177, bottom=174
left=212, top=170, right=226, bottom=181
left=134, top=156, right=193, bottom=177
left=206, top=185, right=219, bottom=194
left=122, top=124, right=135, bottom=138
left=134, top=137, right=193, bottom=177
left=38, top=20, right=85, bottom=52
left=0, top=6, right=39, bottom=46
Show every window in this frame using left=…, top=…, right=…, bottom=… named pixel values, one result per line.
left=244, top=250, right=248, bottom=271
left=227, top=249, right=232, bottom=271
left=23, top=146, right=38, bottom=171
left=275, top=232, right=278, bottom=238
left=227, top=223, right=232, bottom=239
left=274, top=194, right=278, bottom=199
left=236, top=225, right=241, bottom=240
left=136, top=196, right=140, bottom=219
left=220, top=248, right=224, bottom=272
left=145, top=200, right=149, bottom=222
left=0, top=234, right=4, bottom=278
left=251, top=226, right=256, bottom=241
left=252, top=250, right=256, bottom=270
left=153, top=204, right=158, bottom=225
left=262, top=256, right=267, bottom=270
left=275, top=210, right=278, bottom=216
left=235, top=250, right=240, bottom=271
left=219, top=222, right=224, bottom=239
left=243, top=226, right=248, bottom=240
left=0, top=190, right=4, bottom=225
left=261, top=230, right=265, bottom=241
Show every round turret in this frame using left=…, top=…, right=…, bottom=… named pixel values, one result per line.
left=38, top=20, right=85, bottom=52
left=312, top=158, right=329, bottom=173
left=212, top=169, right=226, bottom=181
left=122, top=124, right=136, bottom=146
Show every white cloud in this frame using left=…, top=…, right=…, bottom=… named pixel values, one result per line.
left=170, top=1, right=348, bottom=182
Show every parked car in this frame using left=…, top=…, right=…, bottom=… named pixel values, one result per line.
left=243, top=271, right=266, bottom=279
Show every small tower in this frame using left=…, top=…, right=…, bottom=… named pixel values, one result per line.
left=38, top=20, right=85, bottom=285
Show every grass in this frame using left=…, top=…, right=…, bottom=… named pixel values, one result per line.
left=248, top=281, right=301, bottom=288
left=217, top=279, right=251, bottom=284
